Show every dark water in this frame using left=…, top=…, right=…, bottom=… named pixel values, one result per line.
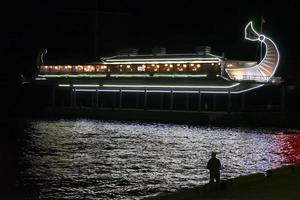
left=1, top=119, right=300, bottom=199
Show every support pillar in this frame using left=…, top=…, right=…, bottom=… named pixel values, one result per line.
left=185, top=94, right=189, bottom=110
left=160, top=93, right=164, bottom=109
left=113, top=92, right=116, bottom=109
left=144, top=89, right=147, bottom=110
left=227, top=90, right=231, bottom=113
left=73, top=88, right=77, bottom=106
left=95, top=89, right=99, bottom=107
left=100, top=93, right=104, bottom=108
left=170, top=89, right=174, bottom=111
left=281, top=85, right=285, bottom=112
left=241, top=93, right=245, bottom=111
left=91, top=92, right=94, bottom=107
left=135, top=93, right=139, bottom=109
left=119, top=89, right=122, bottom=109
left=52, top=87, right=56, bottom=106
left=70, top=87, right=73, bottom=106
left=198, top=89, right=202, bottom=112
left=213, top=94, right=216, bottom=111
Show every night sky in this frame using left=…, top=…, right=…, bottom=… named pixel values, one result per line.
left=2, top=0, right=300, bottom=80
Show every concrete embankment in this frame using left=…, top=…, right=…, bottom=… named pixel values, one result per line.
left=41, top=106, right=300, bottom=128
left=145, top=164, right=300, bottom=200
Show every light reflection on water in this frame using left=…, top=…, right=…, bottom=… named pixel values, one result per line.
left=19, top=119, right=300, bottom=199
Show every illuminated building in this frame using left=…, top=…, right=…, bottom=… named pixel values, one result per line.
left=33, top=21, right=282, bottom=111
left=35, top=21, right=280, bottom=94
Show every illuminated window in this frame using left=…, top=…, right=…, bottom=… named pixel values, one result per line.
left=137, top=65, right=146, bottom=72
left=120, top=64, right=133, bottom=72
left=189, top=63, right=201, bottom=72
left=159, top=63, right=173, bottom=72
left=61, top=65, right=72, bottom=73
left=74, top=65, right=84, bottom=72
left=95, top=65, right=107, bottom=72
left=39, top=65, right=48, bottom=73
left=146, top=64, right=159, bottom=72
left=49, top=65, right=61, bottom=73
left=108, top=65, right=119, bottom=72
left=174, top=63, right=188, bottom=72
left=84, top=65, right=95, bottom=72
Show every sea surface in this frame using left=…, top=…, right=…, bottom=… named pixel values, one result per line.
left=2, top=119, right=300, bottom=199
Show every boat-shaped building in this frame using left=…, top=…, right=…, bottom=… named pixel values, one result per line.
left=34, top=21, right=281, bottom=95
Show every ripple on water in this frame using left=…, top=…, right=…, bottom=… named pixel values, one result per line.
left=18, top=119, right=300, bottom=200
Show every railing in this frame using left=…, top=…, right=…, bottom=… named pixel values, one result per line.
left=231, top=75, right=283, bottom=83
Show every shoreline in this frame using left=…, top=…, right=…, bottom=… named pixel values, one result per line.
left=144, top=163, right=300, bottom=200
left=27, top=106, right=300, bottom=128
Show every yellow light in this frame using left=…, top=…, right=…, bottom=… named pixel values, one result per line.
left=164, top=64, right=168, bottom=66
left=190, top=64, right=194, bottom=66
left=197, top=64, right=201, bottom=68
left=156, top=65, right=159, bottom=68
left=170, top=64, right=173, bottom=68
left=126, top=65, right=130, bottom=68
left=183, top=64, right=187, bottom=68
left=177, top=64, right=180, bottom=66
left=152, top=64, right=155, bottom=67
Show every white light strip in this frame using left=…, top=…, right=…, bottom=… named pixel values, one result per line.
left=199, top=84, right=265, bottom=94
left=173, top=91, right=198, bottom=93
left=102, top=83, right=240, bottom=89
left=226, top=21, right=280, bottom=82
left=39, top=74, right=209, bottom=78
left=38, top=74, right=107, bottom=78
left=75, top=89, right=97, bottom=92
left=104, top=57, right=220, bottom=61
left=58, top=84, right=71, bottom=87
left=62, top=85, right=264, bottom=94
left=121, top=90, right=145, bottom=92
left=201, top=91, right=228, bottom=94
left=146, top=90, right=171, bottom=93
left=98, top=89, right=119, bottom=92
left=231, top=84, right=264, bottom=94
left=244, top=21, right=260, bottom=41
left=73, top=84, right=100, bottom=87
left=103, top=60, right=220, bottom=64
left=153, top=74, right=207, bottom=77
left=35, top=77, right=47, bottom=80
left=110, top=74, right=149, bottom=77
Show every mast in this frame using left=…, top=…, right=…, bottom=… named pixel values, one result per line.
left=260, top=16, right=265, bottom=61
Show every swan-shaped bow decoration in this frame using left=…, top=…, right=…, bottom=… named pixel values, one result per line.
left=225, top=21, right=279, bottom=82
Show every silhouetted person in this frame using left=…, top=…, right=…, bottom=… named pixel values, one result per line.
left=207, top=152, right=221, bottom=184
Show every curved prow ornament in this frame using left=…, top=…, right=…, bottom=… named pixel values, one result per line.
left=225, top=21, right=280, bottom=82
left=36, top=48, right=48, bottom=66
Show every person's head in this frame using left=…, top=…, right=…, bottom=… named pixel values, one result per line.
left=211, top=152, right=216, bottom=158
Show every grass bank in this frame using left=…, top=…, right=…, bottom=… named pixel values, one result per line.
left=145, top=164, right=300, bottom=200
